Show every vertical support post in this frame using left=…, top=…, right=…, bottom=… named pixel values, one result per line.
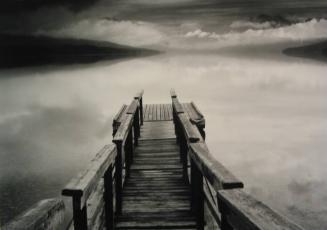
left=115, top=142, right=123, bottom=215
left=191, top=159, right=204, bottom=230
left=199, top=128, right=206, bottom=140
left=133, top=107, right=140, bottom=146
left=125, top=130, right=134, bottom=177
left=104, top=165, right=114, bottom=230
left=72, top=196, right=88, bottom=230
left=180, top=134, right=188, bottom=181
left=173, top=108, right=179, bottom=144
left=139, top=97, right=144, bottom=125
left=218, top=196, right=233, bottom=230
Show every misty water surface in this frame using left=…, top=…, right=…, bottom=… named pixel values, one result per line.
left=1, top=0, right=327, bottom=229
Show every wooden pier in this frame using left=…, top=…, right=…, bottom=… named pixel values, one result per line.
left=4, top=90, right=305, bottom=230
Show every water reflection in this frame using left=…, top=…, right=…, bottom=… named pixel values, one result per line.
left=1, top=51, right=327, bottom=228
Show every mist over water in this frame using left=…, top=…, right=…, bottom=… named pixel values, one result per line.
left=1, top=0, right=327, bottom=229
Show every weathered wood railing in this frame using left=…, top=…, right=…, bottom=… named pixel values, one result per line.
left=3, top=198, right=65, bottom=230
left=112, top=90, right=143, bottom=214
left=62, top=90, right=143, bottom=229
left=170, top=89, right=304, bottom=230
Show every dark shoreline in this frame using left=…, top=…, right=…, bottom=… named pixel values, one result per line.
left=0, top=34, right=160, bottom=69
left=283, top=40, right=327, bottom=63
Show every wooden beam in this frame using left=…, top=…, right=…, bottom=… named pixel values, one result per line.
left=113, top=115, right=134, bottom=143
left=3, top=198, right=65, bottom=230
left=113, top=104, right=128, bottom=124
left=62, top=145, right=117, bottom=207
left=127, top=99, right=139, bottom=116
left=172, top=98, right=184, bottom=114
left=189, top=143, right=243, bottom=190
left=113, top=104, right=128, bottom=136
left=217, top=189, right=305, bottom=230
left=177, top=113, right=202, bottom=143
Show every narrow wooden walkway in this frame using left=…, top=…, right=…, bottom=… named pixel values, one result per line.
left=143, top=104, right=173, bottom=122
left=32, top=90, right=305, bottom=230
left=116, top=111, right=197, bottom=229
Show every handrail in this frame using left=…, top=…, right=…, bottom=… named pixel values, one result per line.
left=112, top=104, right=128, bottom=136
left=62, top=145, right=117, bottom=230
left=112, top=91, right=144, bottom=215
left=62, top=145, right=116, bottom=205
left=170, top=89, right=303, bottom=230
left=3, top=198, right=65, bottom=230
left=61, top=91, right=144, bottom=230
left=189, top=142, right=244, bottom=190
left=217, top=189, right=305, bottom=230
left=112, top=114, right=133, bottom=143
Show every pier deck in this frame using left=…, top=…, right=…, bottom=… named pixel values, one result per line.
left=5, top=90, right=305, bottom=230
left=116, top=119, right=197, bottom=229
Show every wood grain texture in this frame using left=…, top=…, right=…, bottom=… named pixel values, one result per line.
left=113, top=114, right=133, bottom=143
left=3, top=198, right=65, bottom=230
left=182, top=102, right=205, bottom=129
left=62, top=145, right=116, bottom=206
left=189, top=142, right=243, bottom=190
left=115, top=120, right=197, bottom=230
left=177, top=113, right=202, bottom=143
left=217, top=189, right=305, bottom=230
left=127, top=99, right=139, bottom=115
left=143, top=104, right=173, bottom=121
left=172, top=98, right=184, bottom=114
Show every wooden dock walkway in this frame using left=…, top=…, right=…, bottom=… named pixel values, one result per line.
left=116, top=119, right=197, bottom=229
left=4, top=90, right=305, bottom=230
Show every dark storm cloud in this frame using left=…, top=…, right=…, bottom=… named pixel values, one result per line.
left=1, top=0, right=100, bottom=13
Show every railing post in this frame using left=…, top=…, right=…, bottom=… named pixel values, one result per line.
left=115, top=142, right=123, bottom=215
left=179, top=133, right=188, bottom=181
left=218, top=196, right=233, bottom=230
left=173, top=108, right=180, bottom=144
left=104, top=165, right=114, bottom=230
left=140, top=97, right=144, bottom=125
left=133, top=107, right=140, bottom=146
left=191, top=158, right=204, bottom=230
left=72, top=196, right=88, bottom=230
left=125, top=130, right=134, bottom=177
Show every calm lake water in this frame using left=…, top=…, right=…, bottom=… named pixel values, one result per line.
left=1, top=0, right=327, bottom=228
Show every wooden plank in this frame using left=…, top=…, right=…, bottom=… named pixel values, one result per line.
left=154, top=104, right=158, bottom=121
left=116, top=115, right=197, bottom=230
left=160, top=104, right=163, bottom=120
left=217, top=189, right=305, bottom=230
left=167, top=104, right=173, bottom=120
left=113, top=104, right=128, bottom=124
left=177, top=113, right=202, bottom=143
left=116, top=219, right=196, bottom=228
left=143, top=104, right=148, bottom=121
left=189, top=143, right=243, bottom=190
left=162, top=104, right=167, bottom=120
left=172, top=98, right=184, bottom=114
left=87, top=180, right=104, bottom=229
left=62, top=145, right=116, bottom=206
left=113, top=114, right=133, bottom=143
left=3, top=198, right=65, bottom=230
left=127, top=99, right=138, bottom=115
left=157, top=104, right=161, bottom=121
left=182, top=103, right=205, bottom=129
left=147, top=104, right=152, bottom=121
